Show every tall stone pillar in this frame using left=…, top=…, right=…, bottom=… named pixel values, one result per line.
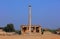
left=28, top=5, right=32, bottom=34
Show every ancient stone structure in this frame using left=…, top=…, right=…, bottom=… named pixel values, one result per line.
left=21, top=25, right=41, bottom=35
left=21, top=5, right=42, bottom=35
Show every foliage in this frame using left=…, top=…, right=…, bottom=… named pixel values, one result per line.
left=48, top=29, right=57, bottom=34
left=3, top=24, right=15, bottom=32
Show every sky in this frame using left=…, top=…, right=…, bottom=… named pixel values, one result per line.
left=0, top=0, right=60, bottom=30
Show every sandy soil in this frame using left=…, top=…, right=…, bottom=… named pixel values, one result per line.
left=0, top=32, right=60, bottom=39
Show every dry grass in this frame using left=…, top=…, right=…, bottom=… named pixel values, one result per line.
left=0, top=32, right=60, bottom=39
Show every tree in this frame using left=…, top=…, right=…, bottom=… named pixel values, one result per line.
left=3, top=24, right=15, bottom=32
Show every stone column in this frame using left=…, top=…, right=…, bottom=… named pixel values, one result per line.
left=39, top=27, right=41, bottom=34
left=34, top=27, right=36, bottom=33
left=28, top=5, right=32, bottom=34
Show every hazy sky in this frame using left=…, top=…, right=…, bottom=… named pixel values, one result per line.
left=0, top=0, right=60, bottom=30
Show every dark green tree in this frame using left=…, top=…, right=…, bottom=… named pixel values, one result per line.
left=3, top=24, right=15, bottom=32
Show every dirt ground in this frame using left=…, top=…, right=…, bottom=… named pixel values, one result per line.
left=0, top=32, right=60, bottom=39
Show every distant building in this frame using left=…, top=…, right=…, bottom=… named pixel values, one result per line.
left=0, top=27, right=3, bottom=31
left=56, top=28, right=60, bottom=34
left=56, top=31, right=60, bottom=34
left=0, top=27, right=6, bottom=35
left=21, top=5, right=42, bottom=35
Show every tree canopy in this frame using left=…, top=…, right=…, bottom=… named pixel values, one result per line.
left=3, top=24, right=15, bottom=32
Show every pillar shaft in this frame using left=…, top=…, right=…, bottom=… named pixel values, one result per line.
left=28, top=5, right=32, bottom=33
